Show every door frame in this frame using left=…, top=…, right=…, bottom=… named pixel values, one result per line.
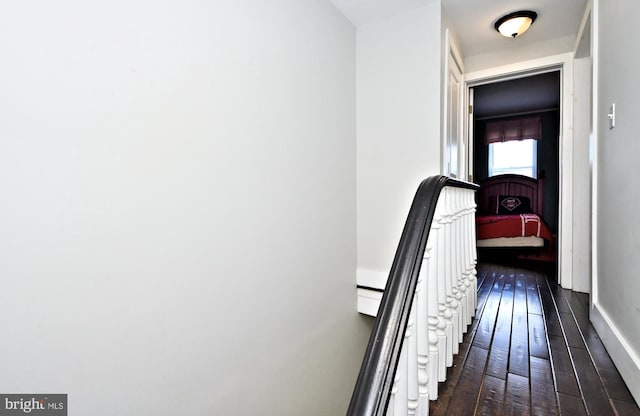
left=572, top=3, right=594, bottom=295
left=464, top=53, right=575, bottom=289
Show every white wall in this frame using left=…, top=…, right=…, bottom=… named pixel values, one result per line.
left=0, top=1, right=373, bottom=414
left=592, top=0, right=640, bottom=402
left=356, top=2, right=443, bottom=287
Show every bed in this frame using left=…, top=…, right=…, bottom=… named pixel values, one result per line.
left=475, top=174, right=554, bottom=250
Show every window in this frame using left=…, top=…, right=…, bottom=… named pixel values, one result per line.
left=488, top=139, right=537, bottom=178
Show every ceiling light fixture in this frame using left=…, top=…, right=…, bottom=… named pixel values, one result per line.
left=494, top=10, right=537, bottom=38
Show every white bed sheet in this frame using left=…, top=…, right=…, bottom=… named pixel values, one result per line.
left=476, top=236, right=545, bottom=248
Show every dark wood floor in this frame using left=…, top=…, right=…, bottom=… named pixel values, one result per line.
left=430, top=262, right=640, bottom=416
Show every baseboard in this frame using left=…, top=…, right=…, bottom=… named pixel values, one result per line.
left=591, top=302, right=640, bottom=405
left=356, top=288, right=382, bottom=317
left=356, top=268, right=388, bottom=290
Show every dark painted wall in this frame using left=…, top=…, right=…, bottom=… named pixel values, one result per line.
left=474, top=111, right=559, bottom=234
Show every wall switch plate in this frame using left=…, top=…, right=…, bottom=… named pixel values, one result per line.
left=608, top=103, right=616, bottom=129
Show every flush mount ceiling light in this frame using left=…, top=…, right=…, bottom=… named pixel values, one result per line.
left=494, top=10, right=537, bottom=38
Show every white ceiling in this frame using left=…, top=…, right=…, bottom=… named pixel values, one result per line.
left=331, top=0, right=588, bottom=58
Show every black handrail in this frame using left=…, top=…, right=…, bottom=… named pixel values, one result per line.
left=347, top=175, right=478, bottom=416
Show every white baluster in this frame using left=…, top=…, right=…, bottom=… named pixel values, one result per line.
left=444, top=190, right=460, bottom=359
left=469, top=191, right=476, bottom=317
left=427, top=220, right=444, bottom=396
left=436, top=199, right=453, bottom=378
left=451, top=189, right=465, bottom=343
left=459, top=189, right=472, bottom=322
left=464, top=190, right=477, bottom=320
left=417, top=247, right=430, bottom=407
left=457, top=189, right=469, bottom=328
left=457, top=190, right=468, bottom=339
left=374, top=185, right=480, bottom=416
left=408, top=300, right=419, bottom=415
left=455, top=189, right=471, bottom=331
left=470, top=190, right=478, bottom=311
left=393, top=335, right=408, bottom=416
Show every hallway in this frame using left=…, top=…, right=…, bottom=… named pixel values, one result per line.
left=430, top=262, right=640, bottom=415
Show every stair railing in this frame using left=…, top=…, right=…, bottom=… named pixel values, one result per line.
left=348, top=176, right=478, bottom=416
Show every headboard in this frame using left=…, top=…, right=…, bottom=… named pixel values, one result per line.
left=477, top=174, right=544, bottom=216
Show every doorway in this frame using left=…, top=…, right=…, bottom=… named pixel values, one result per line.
left=470, top=70, right=561, bottom=276
left=473, top=71, right=561, bottom=229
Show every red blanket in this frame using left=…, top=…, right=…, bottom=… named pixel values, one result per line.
left=476, top=214, right=554, bottom=241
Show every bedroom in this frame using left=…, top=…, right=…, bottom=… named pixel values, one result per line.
left=471, top=71, right=560, bottom=270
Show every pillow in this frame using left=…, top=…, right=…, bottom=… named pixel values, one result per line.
left=496, top=195, right=532, bottom=214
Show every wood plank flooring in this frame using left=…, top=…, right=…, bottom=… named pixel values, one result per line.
left=430, top=262, right=640, bottom=416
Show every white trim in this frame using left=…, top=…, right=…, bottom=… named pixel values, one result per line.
left=357, top=288, right=382, bottom=316
left=465, top=53, right=573, bottom=85
left=356, top=268, right=387, bottom=289
left=559, top=57, right=574, bottom=290
left=467, top=87, right=474, bottom=182
left=591, top=0, right=600, bottom=307
left=570, top=1, right=593, bottom=295
left=464, top=53, right=574, bottom=289
left=591, top=302, right=640, bottom=404
left=448, top=30, right=465, bottom=74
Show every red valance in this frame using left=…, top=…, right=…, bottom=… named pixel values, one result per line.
left=485, top=116, right=542, bottom=144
